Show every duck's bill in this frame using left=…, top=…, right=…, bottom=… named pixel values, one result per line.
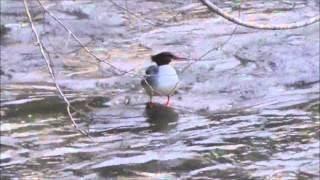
left=173, top=56, right=188, bottom=61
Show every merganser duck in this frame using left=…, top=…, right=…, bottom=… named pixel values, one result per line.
left=141, top=52, right=183, bottom=106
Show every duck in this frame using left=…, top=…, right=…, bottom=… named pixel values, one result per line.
left=141, top=52, right=184, bottom=106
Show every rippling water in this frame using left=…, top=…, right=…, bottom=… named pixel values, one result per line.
left=1, top=94, right=319, bottom=179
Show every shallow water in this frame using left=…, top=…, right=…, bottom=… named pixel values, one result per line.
left=1, top=88, right=319, bottom=179
left=1, top=0, right=319, bottom=179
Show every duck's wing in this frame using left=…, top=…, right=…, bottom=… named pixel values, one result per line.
left=145, top=65, right=158, bottom=75
left=141, top=65, right=158, bottom=87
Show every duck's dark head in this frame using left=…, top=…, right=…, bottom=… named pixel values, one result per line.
left=151, top=52, right=183, bottom=66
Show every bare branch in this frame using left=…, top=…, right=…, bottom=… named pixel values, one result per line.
left=23, top=0, right=90, bottom=137
left=181, top=1, right=242, bottom=74
left=36, top=1, right=150, bottom=78
left=35, top=0, right=127, bottom=73
left=199, top=0, right=320, bottom=30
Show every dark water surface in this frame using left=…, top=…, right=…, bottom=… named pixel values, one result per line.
left=1, top=0, right=319, bottom=179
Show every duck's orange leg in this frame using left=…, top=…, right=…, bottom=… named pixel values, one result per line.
left=148, top=95, right=154, bottom=107
left=164, top=95, right=170, bottom=106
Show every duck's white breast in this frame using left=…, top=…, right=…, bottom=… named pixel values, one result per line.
left=154, top=65, right=179, bottom=95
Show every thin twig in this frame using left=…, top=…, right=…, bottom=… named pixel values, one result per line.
left=109, top=0, right=181, bottom=26
left=199, top=0, right=319, bottom=30
left=36, top=0, right=162, bottom=96
left=36, top=0, right=124, bottom=75
left=109, top=0, right=157, bottom=26
left=37, top=0, right=153, bottom=80
left=181, top=1, right=241, bottom=74
left=23, top=0, right=91, bottom=138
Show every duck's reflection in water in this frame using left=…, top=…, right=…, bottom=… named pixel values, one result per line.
left=144, top=103, right=179, bottom=132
